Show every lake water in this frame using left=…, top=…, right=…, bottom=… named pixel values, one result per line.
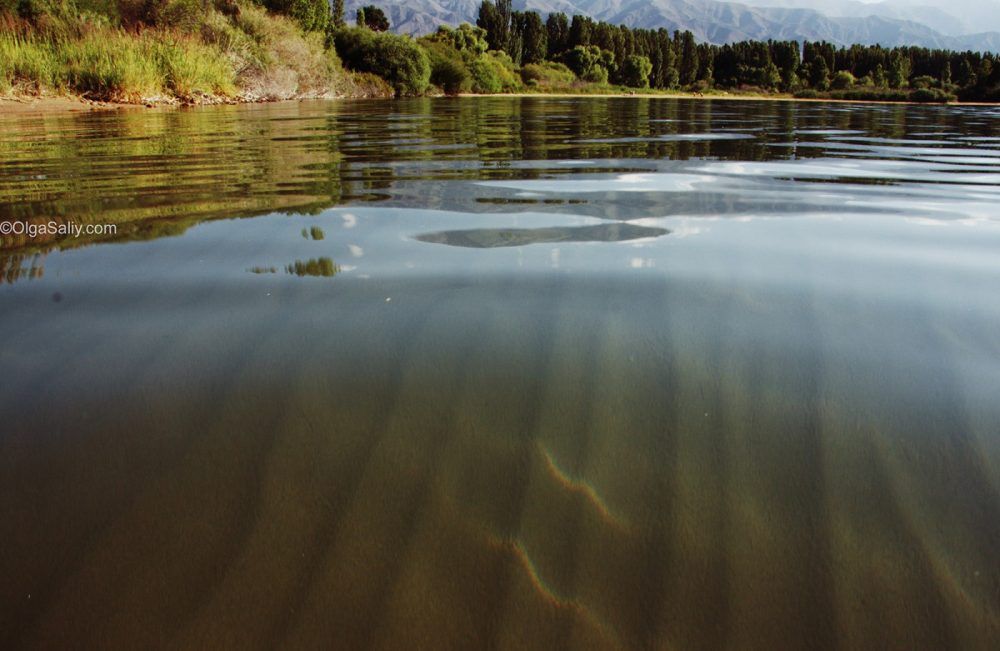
left=2, top=97, right=1000, bottom=650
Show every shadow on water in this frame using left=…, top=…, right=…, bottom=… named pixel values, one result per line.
left=4, top=96, right=999, bottom=283
left=415, top=223, right=669, bottom=248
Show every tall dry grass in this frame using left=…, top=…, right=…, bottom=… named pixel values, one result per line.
left=0, top=1, right=344, bottom=101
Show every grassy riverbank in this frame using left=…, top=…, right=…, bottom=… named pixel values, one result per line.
left=0, top=0, right=383, bottom=103
left=4, top=1, right=997, bottom=108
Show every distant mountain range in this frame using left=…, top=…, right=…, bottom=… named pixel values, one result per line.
left=342, top=0, right=1000, bottom=52
left=736, top=0, right=1000, bottom=37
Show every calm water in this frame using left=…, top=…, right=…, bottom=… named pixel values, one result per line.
left=2, top=98, right=1000, bottom=650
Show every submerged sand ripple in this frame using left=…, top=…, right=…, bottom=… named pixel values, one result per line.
left=3, top=275, right=1000, bottom=650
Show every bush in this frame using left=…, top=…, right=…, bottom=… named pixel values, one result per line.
left=153, top=0, right=204, bottom=31
left=801, top=88, right=921, bottom=102
left=830, top=70, right=855, bottom=90
left=419, top=39, right=469, bottom=95
left=427, top=23, right=487, bottom=56
left=200, top=9, right=263, bottom=68
left=263, top=0, right=329, bottom=33
left=839, top=88, right=908, bottom=101
left=562, top=44, right=603, bottom=80
left=466, top=50, right=520, bottom=93
left=227, top=3, right=343, bottom=99
left=520, top=61, right=574, bottom=86
left=747, top=62, right=781, bottom=89
left=345, top=70, right=392, bottom=97
left=430, top=55, right=468, bottom=95
left=581, top=65, right=607, bottom=84
left=333, top=27, right=429, bottom=96
left=909, top=87, right=954, bottom=102
left=691, top=79, right=712, bottom=93
left=621, top=54, right=652, bottom=88
left=418, top=27, right=522, bottom=95
left=10, top=0, right=75, bottom=23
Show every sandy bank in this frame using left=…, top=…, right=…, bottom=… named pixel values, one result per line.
left=0, top=96, right=149, bottom=116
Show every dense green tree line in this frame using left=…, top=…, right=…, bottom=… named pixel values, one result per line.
left=470, top=0, right=1000, bottom=100
left=319, top=0, right=1000, bottom=101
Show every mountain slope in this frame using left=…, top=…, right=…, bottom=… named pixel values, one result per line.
left=737, top=0, right=1000, bottom=38
left=735, top=0, right=968, bottom=37
left=342, top=0, right=1000, bottom=51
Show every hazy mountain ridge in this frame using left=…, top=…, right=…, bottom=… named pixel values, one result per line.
left=343, top=0, right=1000, bottom=51
left=736, top=0, right=1000, bottom=38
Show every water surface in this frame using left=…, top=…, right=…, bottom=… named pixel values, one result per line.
left=2, top=98, right=1000, bottom=650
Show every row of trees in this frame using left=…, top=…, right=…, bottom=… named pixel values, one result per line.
left=272, top=0, right=1000, bottom=100
left=470, top=0, right=1000, bottom=100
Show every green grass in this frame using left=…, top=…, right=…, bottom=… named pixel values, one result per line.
left=1, top=27, right=234, bottom=100
left=0, top=33, right=61, bottom=93
left=0, top=1, right=342, bottom=102
left=155, top=34, right=235, bottom=97
left=62, top=32, right=165, bottom=100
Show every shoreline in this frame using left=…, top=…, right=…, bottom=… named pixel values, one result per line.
left=465, top=91, right=1000, bottom=106
left=0, top=92, right=342, bottom=116
left=4, top=91, right=999, bottom=116
left=0, top=96, right=147, bottom=115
